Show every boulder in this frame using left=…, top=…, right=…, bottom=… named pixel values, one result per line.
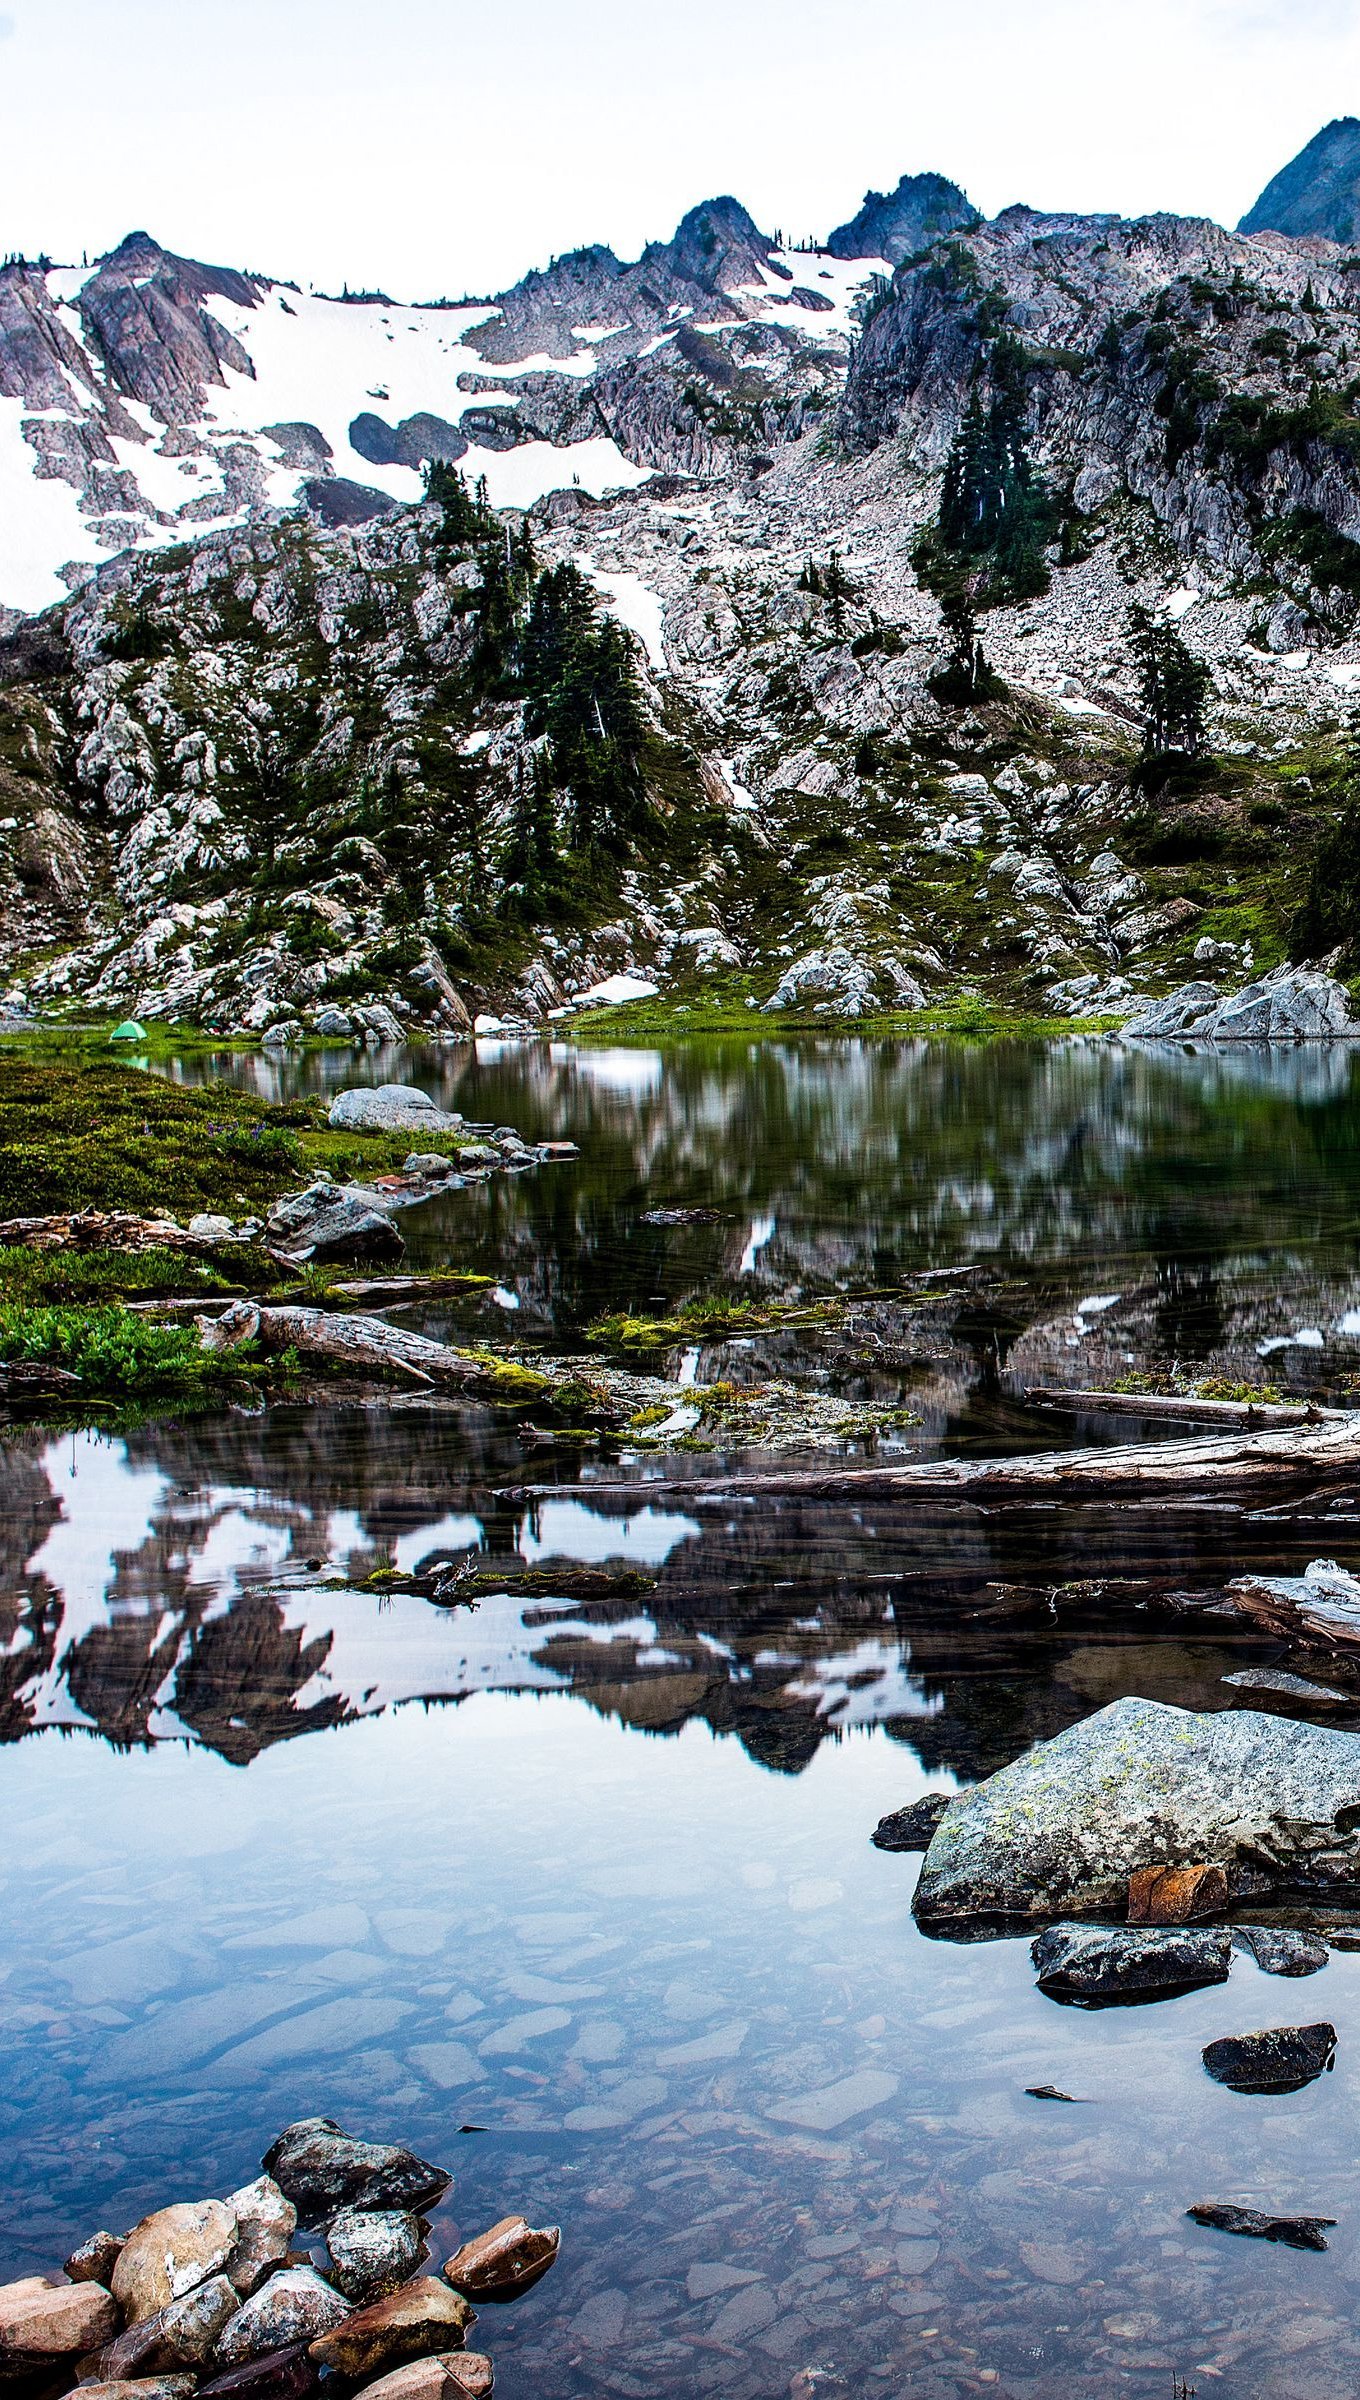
left=1202, top=2020, right=1336, bottom=2093
left=214, top=2272, right=349, bottom=2370
left=1188, top=2202, right=1333, bottom=2250
left=401, top=1154, right=457, bottom=1180
left=313, top=1007, right=354, bottom=1039
left=1125, top=967, right=1357, bottom=1044
left=359, top=2356, right=493, bottom=2400
left=1232, top=1924, right=1328, bottom=1977
left=442, top=2217, right=559, bottom=2299
left=0, top=2279, right=118, bottom=2374
left=308, top=2281, right=475, bottom=2378
left=324, top=2209, right=425, bottom=2305
left=1032, top=1923, right=1232, bottom=2006
left=871, top=1793, right=954, bottom=1851
left=262, top=2120, right=450, bottom=2223
left=88, top=2275, right=241, bottom=2380
left=265, top=1184, right=404, bottom=1266
left=66, top=2235, right=124, bottom=2286
left=198, top=2344, right=319, bottom=2400
left=223, top=2178, right=296, bottom=2296
left=914, top=1697, right=1360, bottom=1927
left=113, top=2201, right=238, bottom=2323
left=327, top=1087, right=462, bottom=1135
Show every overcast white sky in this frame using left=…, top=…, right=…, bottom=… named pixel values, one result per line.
left=1, top=0, right=1358, bottom=296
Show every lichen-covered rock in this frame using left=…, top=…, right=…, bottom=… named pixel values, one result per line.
left=214, top=2272, right=349, bottom=2370
left=1031, top=1923, right=1232, bottom=2006
left=914, top=1697, right=1360, bottom=1926
left=112, top=2201, right=238, bottom=2324
left=65, top=2234, right=124, bottom=2286
left=1231, top=1924, right=1329, bottom=1977
left=264, top=1183, right=404, bottom=1266
left=1125, top=968, right=1357, bottom=1044
left=222, top=2178, right=296, bottom=2297
left=261, top=2120, right=450, bottom=2222
left=90, top=2274, right=241, bottom=2381
left=324, top=2209, right=425, bottom=2306
left=327, top=1087, right=462, bottom=1135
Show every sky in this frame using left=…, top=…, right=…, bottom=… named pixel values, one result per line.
left=1, top=0, right=1359, bottom=297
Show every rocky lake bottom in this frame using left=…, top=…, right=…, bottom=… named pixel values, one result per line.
left=10, top=1031, right=1360, bottom=2398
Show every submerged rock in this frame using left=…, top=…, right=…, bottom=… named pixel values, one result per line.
left=65, top=2234, right=124, bottom=2286
left=262, top=2118, right=451, bottom=2222
left=214, top=2271, right=349, bottom=2369
left=1202, top=2020, right=1336, bottom=2092
left=325, top=2209, right=425, bottom=2306
left=360, top=2356, right=493, bottom=2400
left=198, top=2343, right=319, bottom=2400
left=1232, top=1924, right=1329, bottom=1977
left=914, top=1697, right=1360, bottom=1926
left=1032, top=1923, right=1232, bottom=2005
left=1188, top=2202, right=1334, bottom=2249
left=113, top=2201, right=238, bottom=2324
left=309, top=2280, right=475, bottom=2377
left=442, top=2217, right=560, bottom=2299
left=327, top=1087, right=463, bottom=1135
left=871, top=1793, right=954, bottom=1851
left=0, top=2278, right=118, bottom=2373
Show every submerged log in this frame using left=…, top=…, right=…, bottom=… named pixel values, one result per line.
left=1024, top=1386, right=1331, bottom=1431
left=532, top=1411, right=1360, bottom=1503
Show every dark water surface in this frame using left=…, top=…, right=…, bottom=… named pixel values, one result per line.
left=8, top=1035, right=1360, bottom=2399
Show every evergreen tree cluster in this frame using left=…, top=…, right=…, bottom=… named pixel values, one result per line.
left=1127, top=603, right=1211, bottom=763
left=919, top=338, right=1059, bottom=608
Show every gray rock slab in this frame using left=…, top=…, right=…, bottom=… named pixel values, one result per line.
left=1202, top=2020, right=1336, bottom=2092
left=914, top=1696, right=1360, bottom=1925
left=871, top=1793, right=954, bottom=1851
left=327, top=1086, right=463, bottom=1133
left=763, top=2067, right=899, bottom=2130
left=1032, top=1922, right=1232, bottom=2006
left=1232, top=1924, right=1329, bottom=1976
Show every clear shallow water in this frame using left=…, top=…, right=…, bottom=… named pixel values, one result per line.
left=9, top=1038, right=1360, bottom=2396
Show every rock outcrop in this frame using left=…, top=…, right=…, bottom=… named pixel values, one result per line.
left=1240, top=117, right=1360, bottom=243
left=1123, top=966, right=1358, bottom=1042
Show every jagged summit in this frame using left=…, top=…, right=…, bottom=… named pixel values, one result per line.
left=1239, top=116, right=1360, bottom=242
left=827, top=171, right=975, bottom=265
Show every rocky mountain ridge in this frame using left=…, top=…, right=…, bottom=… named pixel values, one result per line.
left=6, top=128, right=1360, bottom=1031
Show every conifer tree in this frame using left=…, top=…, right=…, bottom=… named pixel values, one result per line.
left=1128, top=604, right=1210, bottom=759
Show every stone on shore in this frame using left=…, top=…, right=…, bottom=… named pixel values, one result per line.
left=871, top=1794, right=954, bottom=1851
left=1032, top=1923, right=1232, bottom=2006
left=265, top=1184, right=404, bottom=1266
left=1188, top=2203, right=1334, bottom=2250
left=1232, top=1924, right=1329, bottom=1976
left=0, top=2278, right=118, bottom=2373
left=88, top=2275, right=241, bottom=2381
left=198, top=2343, right=320, bottom=2400
left=66, top=2235, right=124, bottom=2286
left=309, top=2280, right=475, bottom=2377
left=1124, top=966, right=1357, bottom=1043
left=443, top=2217, right=560, bottom=2299
left=262, top=2120, right=450, bottom=2222
left=1202, top=2021, right=1336, bottom=2093
left=328, top=1087, right=463, bottom=1135
left=914, top=1697, right=1360, bottom=1926
left=223, top=2178, right=296, bottom=2296
left=358, top=2355, right=494, bottom=2400
left=325, top=2209, right=425, bottom=2305
left=79, top=2380, right=198, bottom=2400
left=113, top=2201, right=238, bottom=2324
left=214, top=2271, right=349, bottom=2370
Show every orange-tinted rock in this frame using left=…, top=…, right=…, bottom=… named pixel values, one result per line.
left=443, top=2218, right=560, bottom=2300
left=309, top=2280, right=475, bottom=2377
left=359, top=2354, right=493, bottom=2400
left=1127, top=1862, right=1228, bottom=1924
left=0, top=2277, right=119, bottom=2373
left=113, top=2202, right=238, bottom=2324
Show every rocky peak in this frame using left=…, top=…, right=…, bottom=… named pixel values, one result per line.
left=77, top=230, right=264, bottom=422
left=826, top=170, right=975, bottom=265
left=1240, top=117, right=1360, bottom=244
left=646, top=196, right=772, bottom=294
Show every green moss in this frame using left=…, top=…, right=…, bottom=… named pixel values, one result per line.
left=0, top=1244, right=255, bottom=1305
left=0, top=1301, right=281, bottom=1406
left=0, top=1049, right=312, bottom=1216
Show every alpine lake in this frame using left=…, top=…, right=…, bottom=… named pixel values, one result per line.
left=8, top=1029, right=1360, bottom=2400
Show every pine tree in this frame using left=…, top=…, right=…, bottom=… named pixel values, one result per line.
left=1128, top=604, right=1210, bottom=759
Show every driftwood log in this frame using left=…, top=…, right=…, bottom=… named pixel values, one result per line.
left=0, top=1210, right=248, bottom=1255
left=1023, top=1386, right=1332, bottom=1431
left=198, top=1301, right=505, bottom=1392
left=523, top=1412, right=1360, bottom=1504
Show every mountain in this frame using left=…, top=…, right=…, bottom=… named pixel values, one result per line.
left=4, top=138, right=1360, bottom=1035
left=827, top=171, right=976, bottom=265
left=1239, top=116, right=1360, bottom=242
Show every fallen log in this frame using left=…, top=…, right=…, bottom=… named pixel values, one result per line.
left=1228, top=1560, right=1360, bottom=1652
left=1024, top=1385, right=1332, bottom=1431
left=513, top=1412, right=1360, bottom=1504
left=0, top=1209, right=243, bottom=1255
left=198, top=1301, right=524, bottom=1394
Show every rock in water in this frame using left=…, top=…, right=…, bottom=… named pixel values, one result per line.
left=1188, top=2203, right=1334, bottom=2250
left=214, top=2272, right=350, bottom=2369
left=222, top=2178, right=296, bottom=2296
left=871, top=1793, right=954, bottom=1851
left=1232, top=1924, right=1329, bottom=1977
left=264, top=1185, right=404, bottom=1266
left=65, top=2234, right=124, bottom=2286
left=91, top=2276, right=242, bottom=2380
left=1202, top=2021, right=1336, bottom=2093
left=0, top=2278, right=118, bottom=2374
left=308, top=2281, right=475, bottom=2377
left=914, top=1697, right=1360, bottom=1926
left=327, top=1087, right=463, bottom=1135
left=1032, top=1923, right=1232, bottom=2006
left=262, top=2119, right=450, bottom=2222
left=198, top=2344, right=319, bottom=2400
left=360, top=2357, right=494, bottom=2400
left=1126, top=1861, right=1227, bottom=1923
left=325, top=2210, right=425, bottom=2305
left=113, top=2201, right=238, bottom=2323
left=442, top=2217, right=560, bottom=2299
